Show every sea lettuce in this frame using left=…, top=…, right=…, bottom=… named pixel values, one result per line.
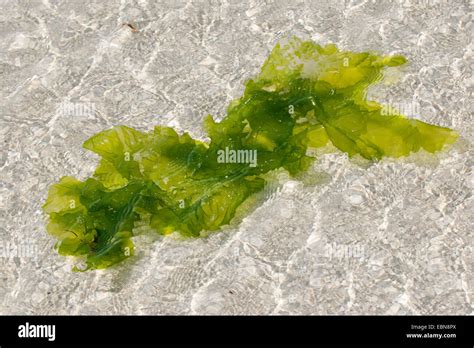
left=43, top=37, right=458, bottom=270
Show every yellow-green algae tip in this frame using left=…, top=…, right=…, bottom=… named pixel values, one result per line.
left=43, top=37, right=458, bottom=270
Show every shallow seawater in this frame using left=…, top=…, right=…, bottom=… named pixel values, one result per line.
left=0, top=0, right=472, bottom=314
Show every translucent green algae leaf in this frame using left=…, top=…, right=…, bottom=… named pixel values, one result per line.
left=43, top=37, right=457, bottom=270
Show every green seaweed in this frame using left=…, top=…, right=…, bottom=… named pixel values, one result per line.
left=43, top=37, right=457, bottom=270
